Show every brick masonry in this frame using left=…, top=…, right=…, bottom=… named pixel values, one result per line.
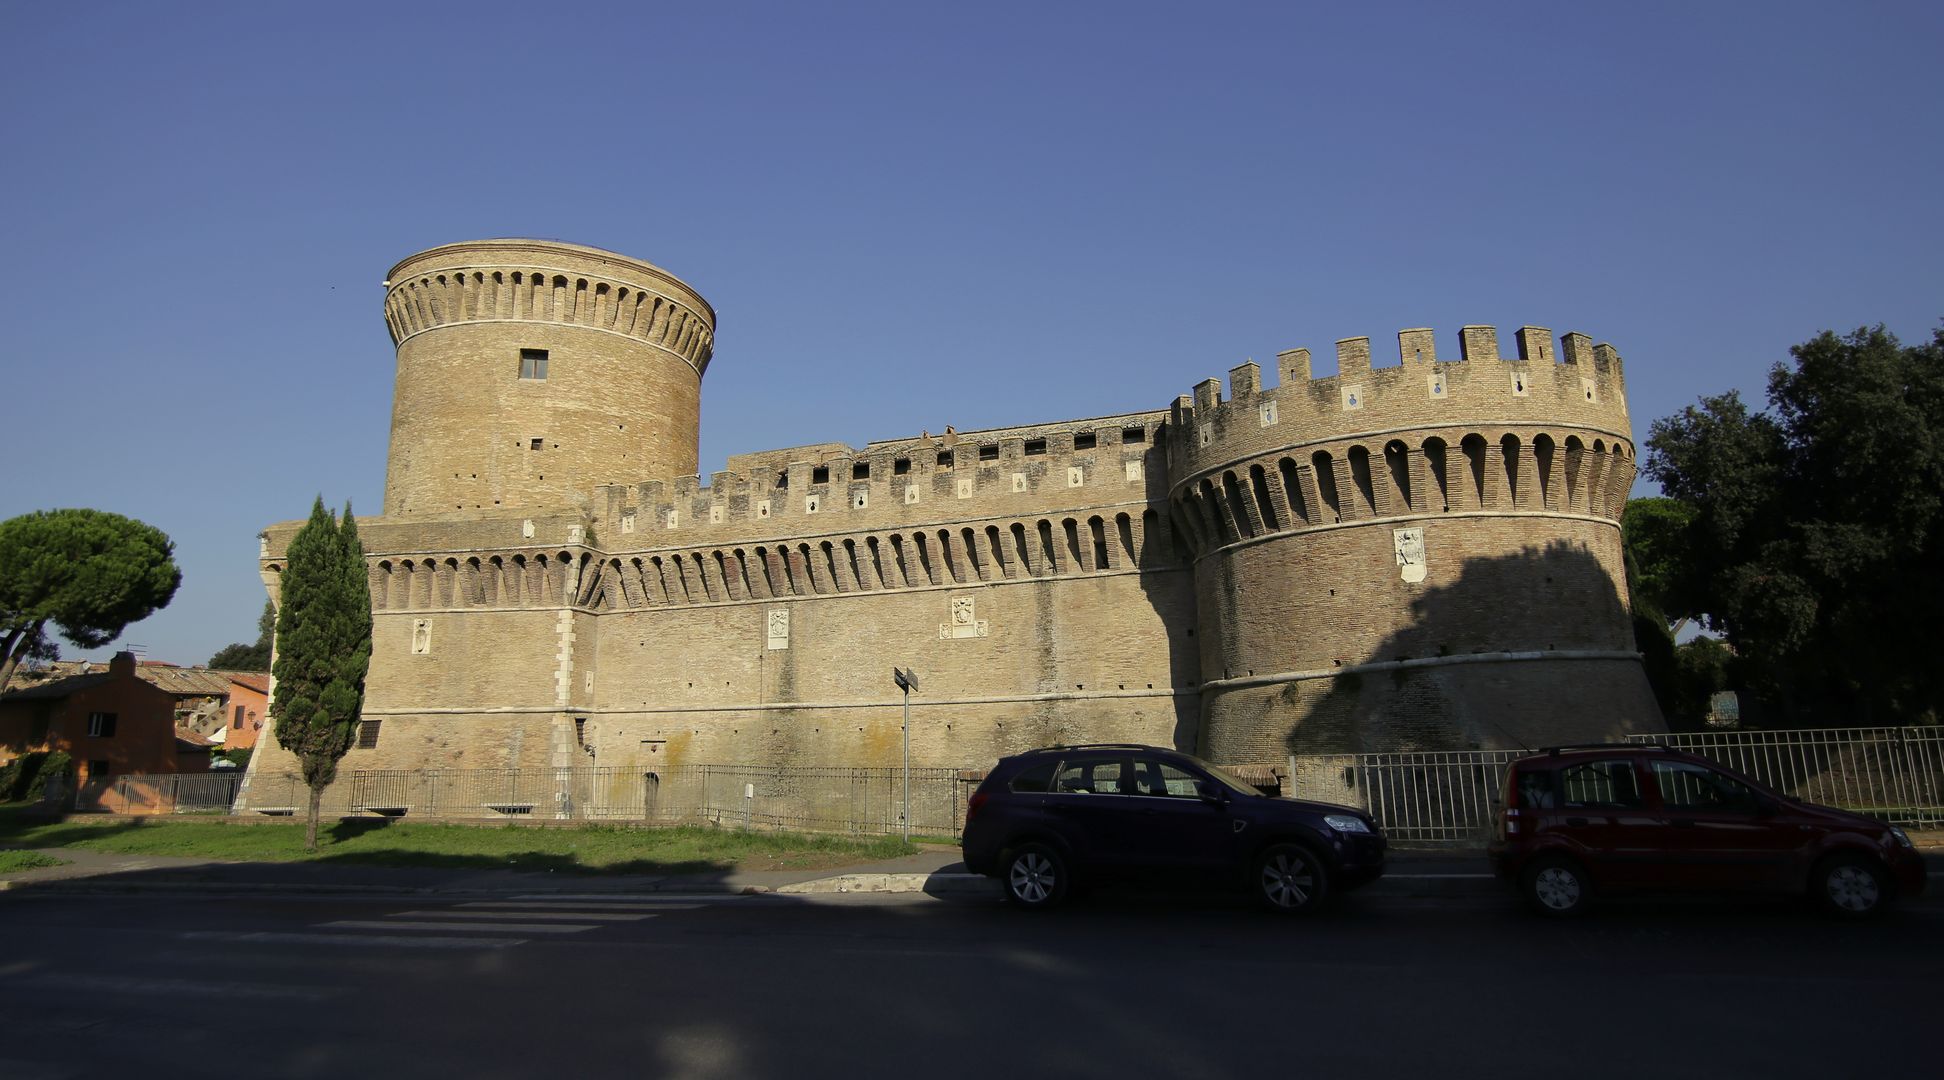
left=242, top=240, right=1661, bottom=798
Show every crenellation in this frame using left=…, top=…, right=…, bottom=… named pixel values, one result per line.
left=1459, top=325, right=1499, bottom=362
left=1228, top=361, right=1261, bottom=399
left=1516, top=326, right=1554, bottom=363
left=1194, top=378, right=1222, bottom=411
left=1561, top=331, right=1593, bottom=366
left=1336, top=337, right=1373, bottom=377
left=1397, top=328, right=1436, bottom=367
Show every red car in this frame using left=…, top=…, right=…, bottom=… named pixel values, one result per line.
left=1487, top=744, right=1926, bottom=917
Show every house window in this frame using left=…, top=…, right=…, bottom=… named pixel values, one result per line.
left=357, top=719, right=382, bottom=749
left=519, top=348, right=549, bottom=380
left=87, top=712, right=118, bottom=738
left=233, top=705, right=246, bottom=729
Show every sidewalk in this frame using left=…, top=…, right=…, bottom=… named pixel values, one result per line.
left=7, top=844, right=1936, bottom=901
left=0, top=843, right=1498, bottom=899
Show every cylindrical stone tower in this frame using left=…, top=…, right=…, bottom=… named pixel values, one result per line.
left=380, top=239, right=715, bottom=518
left=1167, top=325, right=1663, bottom=759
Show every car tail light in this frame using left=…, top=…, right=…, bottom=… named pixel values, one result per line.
left=967, top=792, right=990, bottom=823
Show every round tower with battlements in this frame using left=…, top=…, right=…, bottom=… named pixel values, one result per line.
left=1166, top=325, right=1663, bottom=760
left=380, top=239, right=716, bottom=518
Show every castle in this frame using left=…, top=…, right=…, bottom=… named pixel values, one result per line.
left=244, top=238, right=1661, bottom=790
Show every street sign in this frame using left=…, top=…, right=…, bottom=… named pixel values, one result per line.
left=893, top=667, right=918, bottom=692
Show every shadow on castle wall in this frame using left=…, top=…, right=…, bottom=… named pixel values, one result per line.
left=1282, top=540, right=1662, bottom=756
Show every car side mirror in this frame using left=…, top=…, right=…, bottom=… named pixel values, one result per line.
left=1195, top=781, right=1226, bottom=805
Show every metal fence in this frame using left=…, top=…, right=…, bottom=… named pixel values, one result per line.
left=231, top=764, right=967, bottom=836
left=1632, top=728, right=1944, bottom=826
left=70, top=772, right=245, bottom=815
left=1289, top=727, right=1944, bottom=846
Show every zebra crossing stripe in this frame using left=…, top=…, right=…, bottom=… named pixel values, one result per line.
left=323, top=920, right=596, bottom=934
left=395, top=910, right=657, bottom=922
left=180, top=930, right=522, bottom=950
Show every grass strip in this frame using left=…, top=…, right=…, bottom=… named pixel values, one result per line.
left=0, top=807, right=914, bottom=875
left=0, top=849, right=68, bottom=874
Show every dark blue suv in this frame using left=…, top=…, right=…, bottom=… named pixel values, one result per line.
left=961, top=744, right=1386, bottom=912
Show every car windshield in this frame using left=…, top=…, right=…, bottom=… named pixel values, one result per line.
left=1186, top=756, right=1260, bottom=796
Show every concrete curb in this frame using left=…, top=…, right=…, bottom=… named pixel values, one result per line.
left=775, top=872, right=998, bottom=896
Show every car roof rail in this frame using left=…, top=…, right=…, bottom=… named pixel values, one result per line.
left=1540, top=742, right=1678, bottom=756
left=1042, top=742, right=1159, bottom=753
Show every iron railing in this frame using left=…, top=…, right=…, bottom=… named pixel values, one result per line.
left=1629, top=728, right=1944, bottom=826
left=69, top=772, right=245, bottom=815
left=1289, top=726, right=1944, bottom=846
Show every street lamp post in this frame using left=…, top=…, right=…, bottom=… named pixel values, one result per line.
left=892, top=667, right=918, bottom=841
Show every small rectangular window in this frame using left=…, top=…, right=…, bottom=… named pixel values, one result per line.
left=1023, top=439, right=1047, bottom=457
left=811, top=466, right=829, bottom=485
left=1074, top=432, right=1096, bottom=451
left=893, top=457, right=910, bottom=476
left=519, top=348, right=549, bottom=380
left=87, top=712, right=117, bottom=738
left=776, top=471, right=789, bottom=489
left=233, top=706, right=245, bottom=729
left=530, top=438, right=543, bottom=451
left=937, top=451, right=954, bottom=470
left=978, top=444, right=999, bottom=462
left=574, top=717, right=588, bottom=747
left=852, top=461, right=870, bottom=480
left=1122, top=426, right=1147, bottom=444
left=357, top=719, right=382, bottom=749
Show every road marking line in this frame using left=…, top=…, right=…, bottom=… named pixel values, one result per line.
left=323, top=920, right=595, bottom=934
left=10, top=972, right=338, bottom=1001
left=180, top=930, right=522, bottom=950
left=396, top=910, right=656, bottom=922
left=458, top=900, right=698, bottom=911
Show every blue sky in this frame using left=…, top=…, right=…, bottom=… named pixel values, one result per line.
left=2, top=1, right=1939, bottom=665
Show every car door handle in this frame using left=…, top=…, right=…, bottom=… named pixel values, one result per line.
left=1565, top=817, right=1589, bottom=827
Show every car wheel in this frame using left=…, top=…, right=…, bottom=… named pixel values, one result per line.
left=1521, top=856, right=1591, bottom=917
left=1814, top=853, right=1888, bottom=918
left=1003, top=843, right=1070, bottom=909
left=1255, top=843, right=1331, bottom=913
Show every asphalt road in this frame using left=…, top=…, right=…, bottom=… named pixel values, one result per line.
left=1, top=884, right=1936, bottom=1080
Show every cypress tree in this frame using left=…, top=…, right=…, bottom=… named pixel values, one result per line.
left=269, top=497, right=373, bottom=851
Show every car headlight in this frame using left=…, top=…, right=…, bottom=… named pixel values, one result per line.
left=1324, top=814, right=1372, bottom=835
left=1890, top=827, right=1914, bottom=849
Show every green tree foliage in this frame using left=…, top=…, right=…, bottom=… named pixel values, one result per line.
left=1621, top=497, right=1703, bottom=633
left=208, top=599, right=276, bottom=670
left=268, top=498, right=373, bottom=850
left=1645, top=325, right=1944, bottom=726
left=0, top=509, right=182, bottom=694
